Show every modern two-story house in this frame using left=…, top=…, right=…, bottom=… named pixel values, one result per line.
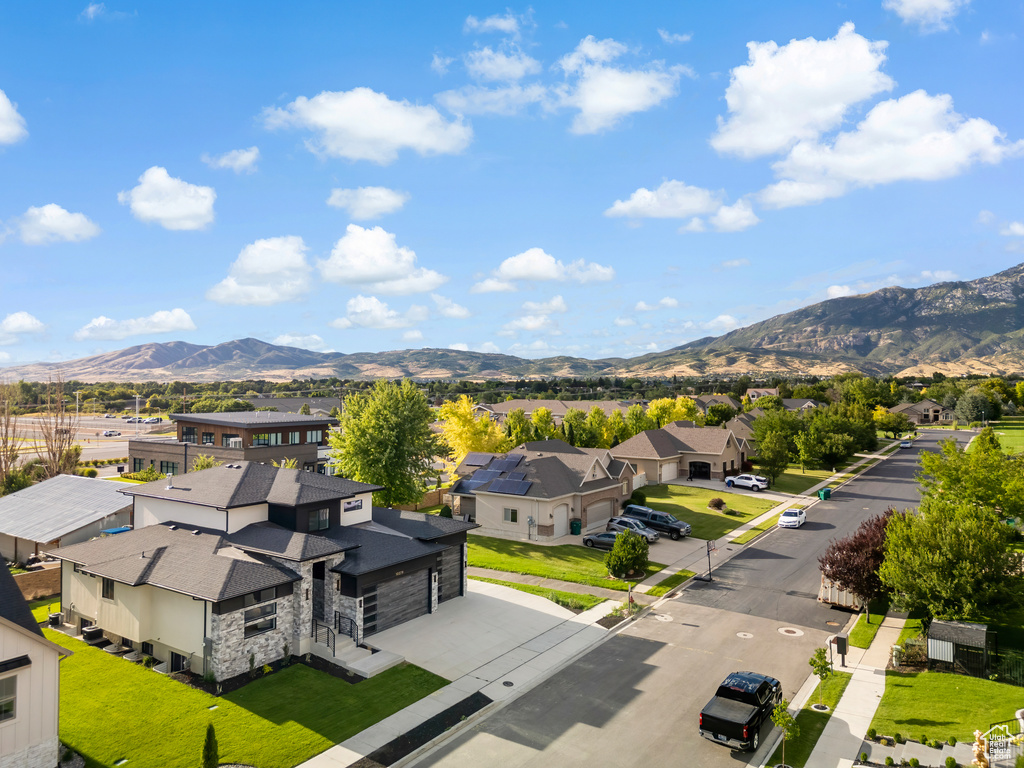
left=48, top=463, right=476, bottom=681
left=128, top=411, right=337, bottom=475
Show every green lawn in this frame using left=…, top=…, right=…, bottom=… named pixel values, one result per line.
left=990, top=417, right=1024, bottom=454
left=469, top=575, right=607, bottom=611
left=645, top=570, right=696, bottom=597
left=642, top=484, right=776, bottom=540
left=848, top=600, right=892, bottom=649
left=770, top=463, right=844, bottom=495
left=46, top=628, right=447, bottom=768
left=468, top=536, right=666, bottom=591
left=731, top=512, right=783, bottom=545
left=896, top=612, right=926, bottom=646
left=769, top=672, right=852, bottom=768
left=870, top=671, right=1024, bottom=743
left=30, top=597, right=61, bottom=623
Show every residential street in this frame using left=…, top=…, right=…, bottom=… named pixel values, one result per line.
left=414, top=430, right=966, bottom=768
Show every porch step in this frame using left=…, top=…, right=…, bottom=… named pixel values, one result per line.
left=343, top=649, right=405, bottom=678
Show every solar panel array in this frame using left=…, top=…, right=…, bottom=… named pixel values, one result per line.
left=487, top=478, right=532, bottom=495
left=463, top=452, right=492, bottom=466
left=507, top=472, right=527, bottom=481
left=460, top=468, right=502, bottom=491
left=489, top=455, right=524, bottom=473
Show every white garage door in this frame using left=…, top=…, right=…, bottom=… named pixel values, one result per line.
left=660, top=462, right=678, bottom=482
left=585, top=500, right=614, bottom=531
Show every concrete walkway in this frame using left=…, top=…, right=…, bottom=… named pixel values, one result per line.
left=467, top=566, right=656, bottom=604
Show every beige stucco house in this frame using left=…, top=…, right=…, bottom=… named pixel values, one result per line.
left=0, top=563, right=71, bottom=768
left=611, top=421, right=746, bottom=483
left=889, top=398, right=953, bottom=425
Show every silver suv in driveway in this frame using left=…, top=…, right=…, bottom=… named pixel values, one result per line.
left=725, top=474, right=770, bottom=491
left=606, top=516, right=660, bottom=543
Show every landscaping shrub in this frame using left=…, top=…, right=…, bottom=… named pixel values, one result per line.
left=439, top=505, right=453, bottom=518
left=948, top=736, right=957, bottom=746
left=83, top=468, right=98, bottom=478
left=629, top=489, right=646, bottom=506
left=867, top=728, right=877, bottom=741
left=895, top=732, right=904, bottom=744
left=885, top=757, right=894, bottom=766
left=931, top=739, right=943, bottom=749
left=860, top=753, right=868, bottom=764
left=909, top=759, right=920, bottom=768
left=262, top=664, right=272, bottom=676
left=122, top=466, right=164, bottom=483
left=920, top=733, right=928, bottom=745
left=604, top=529, right=649, bottom=579
left=969, top=421, right=982, bottom=429
left=707, top=497, right=726, bottom=511
left=945, top=758, right=957, bottom=768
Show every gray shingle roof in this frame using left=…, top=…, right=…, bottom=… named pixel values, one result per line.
left=0, top=562, right=43, bottom=637
left=325, top=525, right=446, bottom=576
left=47, top=523, right=300, bottom=601
left=121, top=462, right=381, bottom=509
left=0, top=475, right=132, bottom=544
left=613, top=423, right=735, bottom=459
left=172, top=412, right=338, bottom=428
left=227, top=522, right=353, bottom=561
left=371, top=508, right=477, bottom=540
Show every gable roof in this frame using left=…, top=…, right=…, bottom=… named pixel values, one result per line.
left=227, top=522, right=353, bottom=561
left=48, top=523, right=301, bottom=602
left=121, top=462, right=381, bottom=509
left=172, top=411, right=337, bottom=428
left=612, top=423, right=735, bottom=459
left=781, top=398, right=824, bottom=410
left=890, top=398, right=946, bottom=415
left=692, top=395, right=742, bottom=412
left=0, top=474, right=132, bottom=544
left=325, top=525, right=446, bottom=576
left=0, top=561, right=43, bottom=638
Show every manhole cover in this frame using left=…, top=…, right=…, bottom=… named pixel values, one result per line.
left=778, top=627, right=805, bottom=637
left=503, top=681, right=514, bottom=687
left=655, top=614, right=673, bottom=622
left=737, top=632, right=753, bottom=639
left=826, top=621, right=840, bottom=627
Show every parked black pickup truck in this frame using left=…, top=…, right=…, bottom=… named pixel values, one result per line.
left=698, top=671, right=782, bottom=751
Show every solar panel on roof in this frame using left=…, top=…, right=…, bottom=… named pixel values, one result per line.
left=514, top=480, right=532, bottom=495
left=488, top=478, right=511, bottom=493
left=464, top=452, right=491, bottom=466
left=507, top=454, right=523, bottom=467
left=507, top=472, right=527, bottom=481
left=472, top=469, right=500, bottom=482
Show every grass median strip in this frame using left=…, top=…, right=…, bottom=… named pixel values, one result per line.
left=731, top=512, right=783, bottom=545
left=645, top=570, right=696, bottom=597
left=768, top=671, right=852, bottom=768
left=468, top=536, right=666, bottom=591
left=46, top=629, right=447, bottom=768
left=469, top=576, right=607, bottom=611
left=848, top=601, right=891, bottom=649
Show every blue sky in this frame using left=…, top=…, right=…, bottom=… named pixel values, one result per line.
left=1, top=1, right=1022, bottom=367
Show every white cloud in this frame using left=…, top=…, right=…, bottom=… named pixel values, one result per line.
left=79, top=3, right=105, bottom=21
left=614, top=317, right=636, bottom=327
left=435, top=84, right=548, bottom=116
left=201, top=146, right=260, bottom=173
left=760, top=90, right=1024, bottom=208
left=448, top=342, right=469, bottom=351
left=262, top=87, right=472, bottom=165
left=521, top=295, right=568, bottom=315
left=118, top=166, right=215, bottom=230
left=636, top=297, right=678, bottom=311
left=883, top=0, right=969, bottom=32
left=272, top=333, right=327, bottom=351
left=658, top=29, right=692, bottom=44
left=470, top=277, right=516, bottom=294
left=721, top=258, right=750, bottom=269
left=432, top=294, right=471, bottom=318
left=1000, top=222, right=1024, bottom=237
left=207, top=235, right=311, bottom=305
left=491, top=247, right=615, bottom=285
left=327, top=187, right=409, bottom=219
left=465, top=46, right=541, bottom=82
left=710, top=200, right=760, bottom=231
left=681, top=217, right=706, bottom=233
left=977, top=210, right=995, bottom=224
left=0, top=311, right=45, bottom=345
left=703, top=314, right=740, bottom=331
left=556, top=36, right=686, bottom=134
left=0, top=89, right=28, bottom=145
left=506, top=339, right=551, bottom=356
left=712, top=23, right=894, bottom=159
left=18, top=204, right=100, bottom=244
left=605, top=180, right=723, bottom=219
left=477, top=341, right=500, bottom=353
left=318, top=224, right=447, bottom=295
left=0, top=352, right=8, bottom=361
left=464, top=12, right=520, bottom=35
left=403, top=330, right=424, bottom=341
left=827, top=284, right=855, bottom=298
left=920, top=270, right=957, bottom=282
left=74, top=308, right=196, bottom=341
left=431, top=54, right=454, bottom=75
left=503, top=315, right=553, bottom=332
left=330, top=295, right=428, bottom=330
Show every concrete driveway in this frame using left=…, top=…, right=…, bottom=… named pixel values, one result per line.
left=365, top=580, right=576, bottom=680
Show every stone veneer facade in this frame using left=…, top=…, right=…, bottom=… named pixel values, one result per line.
left=0, top=740, right=57, bottom=768
left=209, top=593, right=296, bottom=681
left=264, top=554, right=344, bottom=656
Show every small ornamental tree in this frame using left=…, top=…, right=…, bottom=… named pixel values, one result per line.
left=604, top=529, right=649, bottom=580
left=809, top=647, right=832, bottom=708
left=202, top=723, right=218, bottom=768
left=299, top=403, right=311, bottom=415
left=771, top=698, right=798, bottom=767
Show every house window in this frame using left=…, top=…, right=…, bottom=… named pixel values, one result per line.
left=243, top=587, right=277, bottom=607
left=101, top=577, right=114, bottom=601
left=244, top=612, right=276, bottom=638
left=244, top=603, right=276, bottom=622
left=307, top=429, right=323, bottom=445
left=181, top=426, right=197, bottom=444
left=0, top=676, right=15, bottom=722
left=221, top=433, right=240, bottom=447
left=308, top=508, right=329, bottom=531
left=160, top=461, right=178, bottom=476
left=141, top=642, right=154, bottom=656
left=621, top=482, right=628, bottom=495
left=288, top=431, right=300, bottom=445
left=201, top=432, right=215, bottom=445
left=503, top=507, right=518, bottom=524
left=343, top=499, right=362, bottom=512
left=253, top=433, right=270, bottom=447
left=133, top=458, right=144, bottom=472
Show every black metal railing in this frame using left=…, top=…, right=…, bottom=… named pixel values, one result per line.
left=311, top=617, right=335, bottom=657
left=334, top=610, right=360, bottom=645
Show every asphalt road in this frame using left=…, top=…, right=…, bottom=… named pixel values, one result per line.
left=415, top=430, right=968, bottom=768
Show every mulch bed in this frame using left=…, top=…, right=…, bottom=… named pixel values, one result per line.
left=169, top=653, right=366, bottom=696
left=349, top=692, right=492, bottom=768
left=597, top=614, right=626, bottom=629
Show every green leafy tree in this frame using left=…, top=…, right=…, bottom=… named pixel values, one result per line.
left=0, top=468, right=32, bottom=496
left=705, top=402, right=737, bottom=427
left=755, top=430, right=791, bottom=483
left=584, top=406, right=610, bottom=449
left=646, top=398, right=677, bottom=428
left=748, top=394, right=783, bottom=411
left=604, top=409, right=630, bottom=446
left=504, top=408, right=533, bottom=447
left=330, top=406, right=342, bottom=419
left=624, top=404, right=653, bottom=437
left=794, top=429, right=822, bottom=472
left=328, top=379, right=438, bottom=507
left=604, top=529, right=649, bottom=579
left=808, top=647, right=832, bottom=708
left=771, top=699, right=799, bottom=764
left=530, top=407, right=557, bottom=439
left=955, top=388, right=994, bottom=423
left=873, top=406, right=912, bottom=438
left=751, top=408, right=803, bottom=452
left=561, top=408, right=591, bottom=447
left=190, top=454, right=223, bottom=472
left=299, top=403, right=311, bottom=415
left=880, top=498, right=1024, bottom=618
left=202, top=723, right=218, bottom=768
left=918, top=436, right=1024, bottom=519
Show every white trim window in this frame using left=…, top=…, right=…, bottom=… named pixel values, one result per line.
left=0, top=676, right=15, bottom=722
left=503, top=507, right=518, bottom=524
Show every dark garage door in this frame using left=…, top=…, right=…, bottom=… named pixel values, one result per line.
left=363, top=570, right=430, bottom=636
left=438, top=545, right=463, bottom=603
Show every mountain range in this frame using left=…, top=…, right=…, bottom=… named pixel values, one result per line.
left=4, top=262, right=1024, bottom=382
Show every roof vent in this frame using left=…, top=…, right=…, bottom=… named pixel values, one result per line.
left=169, top=525, right=178, bottom=531
left=191, top=529, right=200, bottom=536
left=165, top=474, right=174, bottom=490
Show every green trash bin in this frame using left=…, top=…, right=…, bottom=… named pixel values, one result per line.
left=818, top=488, right=832, bottom=500
left=570, top=519, right=582, bottom=536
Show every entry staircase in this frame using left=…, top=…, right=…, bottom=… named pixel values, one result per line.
left=310, top=614, right=404, bottom=678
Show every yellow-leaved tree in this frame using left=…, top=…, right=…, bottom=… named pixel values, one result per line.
left=437, top=395, right=510, bottom=476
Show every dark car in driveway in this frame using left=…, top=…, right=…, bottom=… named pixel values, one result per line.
left=582, top=531, right=620, bottom=550
left=621, top=504, right=691, bottom=540
left=699, top=671, right=781, bottom=752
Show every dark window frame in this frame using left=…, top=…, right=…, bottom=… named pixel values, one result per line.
left=101, top=577, right=115, bottom=601
left=0, top=676, right=15, bottom=723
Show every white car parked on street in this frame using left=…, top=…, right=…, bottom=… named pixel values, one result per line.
left=777, top=508, right=807, bottom=528
left=725, top=474, right=770, bottom=492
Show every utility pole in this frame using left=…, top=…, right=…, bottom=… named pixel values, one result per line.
left=75, top=391, right=81, bottom=417
left=135, top=395, right=141, bottom=437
